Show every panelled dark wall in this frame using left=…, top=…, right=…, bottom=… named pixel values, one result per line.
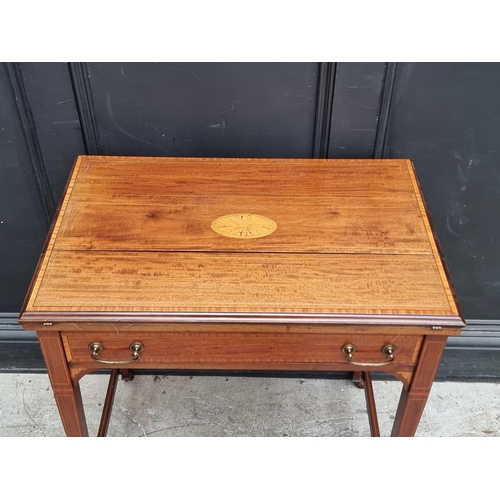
left=86, top=62, right=319, bottom=158
left=20, top=62, right=86, bottom=202
left=328, top=62, right=386, bottom=158
left=1, top=62, right=499, bottom=377
left=383, top=63, right=500, bottom=320
left=0, top=64, right=51, bottom=311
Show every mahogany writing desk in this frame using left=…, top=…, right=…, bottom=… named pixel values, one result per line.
left=18, top=156, right=465, bottom=436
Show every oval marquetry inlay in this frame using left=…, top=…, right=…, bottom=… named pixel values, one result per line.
left=211, top=213, right=277, bottom=239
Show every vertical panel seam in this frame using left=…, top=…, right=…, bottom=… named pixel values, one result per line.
left=5, top=62, right=55, bottom=224
left=312, top=62, right=336, bottom=159
left=68, top=62, right=100, bottom=155
left=373, top=62, right=398, bottom=159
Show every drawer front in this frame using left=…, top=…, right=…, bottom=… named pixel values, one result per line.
left=63, top=332, right=423, bottom=367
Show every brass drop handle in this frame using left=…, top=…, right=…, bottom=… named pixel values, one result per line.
left=342, top=343, right=396, bottom=367
left=89, top=342, right=144, bottom=365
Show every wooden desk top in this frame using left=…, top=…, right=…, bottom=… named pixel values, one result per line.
left=19, top=156, right=464, bottom=328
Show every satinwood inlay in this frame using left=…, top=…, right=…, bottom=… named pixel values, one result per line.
left=211, top=213, right=277, bottom=239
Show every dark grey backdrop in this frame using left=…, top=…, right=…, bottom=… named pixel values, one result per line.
left=1, top=62, right=499, bottom=377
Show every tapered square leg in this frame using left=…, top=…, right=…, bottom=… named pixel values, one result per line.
left=38, top=332, right=88, bottom=437
left=391, top=336, right=447, bottom=437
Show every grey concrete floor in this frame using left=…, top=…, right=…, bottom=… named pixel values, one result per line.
left=0, top=373, right=498, bottom=437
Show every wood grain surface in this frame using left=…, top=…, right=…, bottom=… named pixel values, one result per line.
left=31, top=251, right=452, bottom=314
left=19, top=156, right=463, bottom=327
left=55, top=197, right=428, bottom=253
left=69, top=157, right=415, bottom=200
left=62, top=332, right=423, bottom=365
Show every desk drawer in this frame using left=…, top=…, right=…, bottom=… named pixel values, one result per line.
left=62, top=332, right=423, bottom=367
